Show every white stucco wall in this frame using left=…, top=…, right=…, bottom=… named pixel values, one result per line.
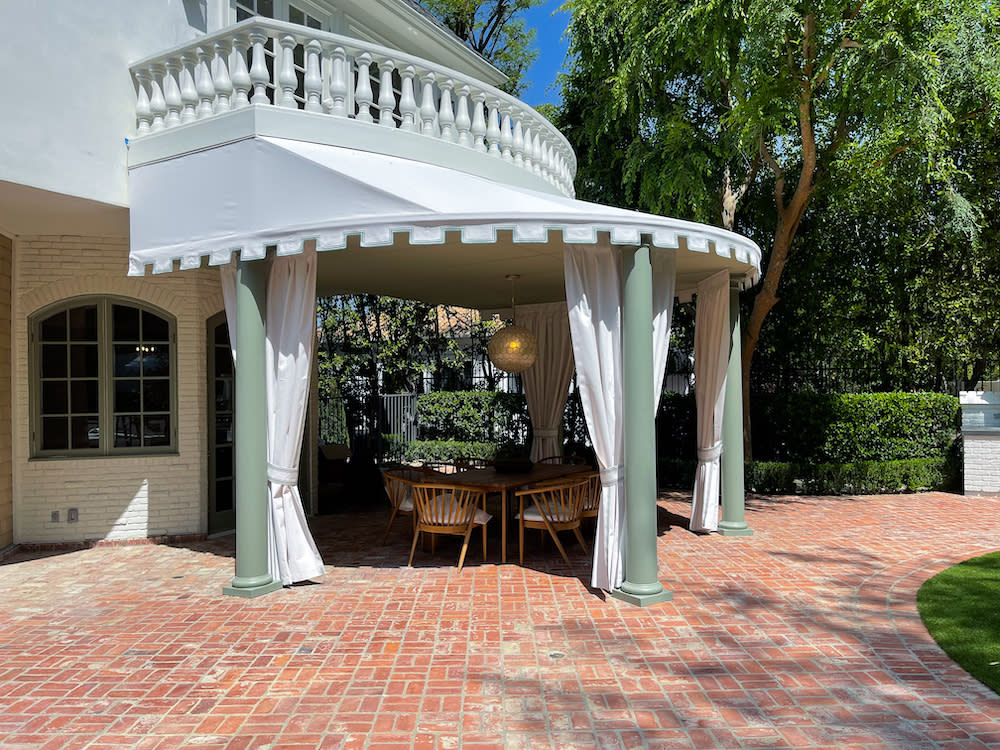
left=12, top=233, right=224, bottom=543
left=2, top=1, right=210, bottom=207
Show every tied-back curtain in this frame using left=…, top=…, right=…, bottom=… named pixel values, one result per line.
left=690, top=270, right=730, bottom=533
left=519, top=302, right=574, bottom=462
left=220, top=253, right=325, bottom=586
left=564, top=244, right=676, bottom=591
left=564, top=244, right=624, bottom=591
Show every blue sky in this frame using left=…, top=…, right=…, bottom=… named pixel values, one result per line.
left=520, top=0, right=572, bottom=106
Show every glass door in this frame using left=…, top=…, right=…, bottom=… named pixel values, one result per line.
left=208, top=314, right=235, bottom=535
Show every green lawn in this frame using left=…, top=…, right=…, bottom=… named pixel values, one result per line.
left=917, top=550, right=1000, bottom=695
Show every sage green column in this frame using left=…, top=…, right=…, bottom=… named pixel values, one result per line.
left=719, top=281, right=753, bottom=536
left=611, top=245, right=672, bottom=606
left=223, top=259, right=282, bottom=598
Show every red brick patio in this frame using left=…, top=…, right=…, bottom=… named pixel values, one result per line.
left=1, top=491, right=998, bottom=749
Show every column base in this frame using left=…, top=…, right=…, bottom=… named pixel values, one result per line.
left=611, top=584, right=673, bottom=607
left=222, top=579, right=283, bottom=598
left=718, top=521, right=754, bottom=537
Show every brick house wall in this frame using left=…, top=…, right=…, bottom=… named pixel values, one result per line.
left=12, top=235, right=223, bottom=543
left=0, top=233, right=11, bottom=549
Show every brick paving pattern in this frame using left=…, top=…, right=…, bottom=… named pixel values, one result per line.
left=1, top=490, right=998, bottom=749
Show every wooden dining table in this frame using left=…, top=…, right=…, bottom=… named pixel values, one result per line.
left=433, top=462, right=591, bottom=563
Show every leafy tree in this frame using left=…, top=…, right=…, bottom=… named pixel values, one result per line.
left=559, top=0, right=1000, bottom=448
left=754, top=118, right=1000, bottom=393
left=420, top=0, right=542, bottom=94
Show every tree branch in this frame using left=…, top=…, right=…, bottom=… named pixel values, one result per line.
left=760, top=137, right=785, bottom=215
left=871, top=106, right=988, bottom=169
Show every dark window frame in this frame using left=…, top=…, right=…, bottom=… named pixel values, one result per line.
left=30, top=296, right=178, bottom=458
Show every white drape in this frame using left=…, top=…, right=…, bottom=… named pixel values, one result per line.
left=690, top=270, right=730, bottom=533
left=519, top=302, right=575, bottom=462
left=220, top=254, right=325, bottom=585
left=564, top=245, right=675, bottom=591
left=652, top=252, right=677, bottom=409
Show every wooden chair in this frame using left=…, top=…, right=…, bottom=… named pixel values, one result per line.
left=514, top=476, right=589, bottom=566
left=580, top=471, right=601, bottom=522
left=537, top=455, right=587, bottom=465
left=380, top=466, right=435, bottom=544
left=408, top=482, right=491, bottom=572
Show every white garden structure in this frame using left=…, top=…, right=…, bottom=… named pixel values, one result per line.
left=126, top=12, right=761, bottom=603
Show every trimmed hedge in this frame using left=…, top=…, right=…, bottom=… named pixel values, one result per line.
left=658, top=457, right=958, bottom=495
left=416, top=391, right=529, bottom=444
left=658, top=391, right=960, bottom=464
left=750, top=392, right=960, bottom=462
left=746, top=457, right=958, bottom=494
left=401, top=439, right=498, bottom=464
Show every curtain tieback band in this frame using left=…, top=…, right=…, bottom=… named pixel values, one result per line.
left=599, top=465, right=622, bottom=487
left=697, top=443, right=723, bottom=461
left=534, top=428, right=558, bottom=438
left=267, top=462, right=298, bottom=485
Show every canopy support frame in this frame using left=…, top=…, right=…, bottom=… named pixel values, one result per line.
left=223, top=258, right=282, bottom=597
left=611, top=244, right=672, bottom=606
left=719, top=280, right=753, bottom=536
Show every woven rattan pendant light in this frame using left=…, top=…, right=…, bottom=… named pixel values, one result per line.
left=487, top=275, right=538, bottom=373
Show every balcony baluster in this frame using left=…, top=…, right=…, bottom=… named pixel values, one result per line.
left=230, top=36, right=251, bottom=108
left=419, top=72, right=437, bottom=137
left=149, top=67, right=167, bottom=131
left=377, top=59, right=397, bottom=128
left=196, top=47, right=217, bottom=118
left=304, top=40, right=323, bottom=113
left=135, top=71, right=153, bottom=135
left=354, top=53, right=374, bottom=123
left=471, top=92, right=487, bottom=153
left=500, top=107, right=513, bottom=162
left=163, top=61, right=183, bottom=126
left=438, top=80, right=456, bottom=143
left=512, top=120, right=524, bottom=166
left=522, top=126, right=534, bottom=172
left=486, top=101, right=501, bottom=157
left=399, top=66, right=418, bottom=132
left=248, top=30, right=270, bottom=105
left=213, top=41, right=234, bottom=112
left=455, top=86, right=472, bottom=148
left=277, top=36, right=298, bottom=109
left=327, top=46, right=349, bottom=117
left=179, top=55, right=199, bottom=123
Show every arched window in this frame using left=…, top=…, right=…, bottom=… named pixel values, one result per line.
left=31, top=298, right=176, bottom=457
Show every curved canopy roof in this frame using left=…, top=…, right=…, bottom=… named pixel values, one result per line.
left=129, top=136, right=761, bottom=308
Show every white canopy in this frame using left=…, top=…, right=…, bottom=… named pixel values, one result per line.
left=129, top=135, right=762, bottom=592
left=128, top=136, right=760, bottom=306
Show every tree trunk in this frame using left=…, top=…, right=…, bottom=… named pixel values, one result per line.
left=741, top=224, right=797, bottom=460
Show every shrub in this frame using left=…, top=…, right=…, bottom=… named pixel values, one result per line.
left=744, top=457, right=958, bottom=495
left=659, top=457, right=957, bottom=494
left=657, top=391, right=960, bottom=464
left=402, top=440, right=498, bottom=464
left=416, top=391, right=529, bottom=444
left=749, top=392, right=960, bottom=463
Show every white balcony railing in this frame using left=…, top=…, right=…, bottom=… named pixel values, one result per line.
left=129, top=18, right=577, bottom=197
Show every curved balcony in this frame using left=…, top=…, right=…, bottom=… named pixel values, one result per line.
left=129, top=18, right=577, bottom=198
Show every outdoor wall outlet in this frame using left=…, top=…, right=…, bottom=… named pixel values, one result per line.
left=51, top=510, right=59, bottom=523
left=67, top=508, right=79, bottom=523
